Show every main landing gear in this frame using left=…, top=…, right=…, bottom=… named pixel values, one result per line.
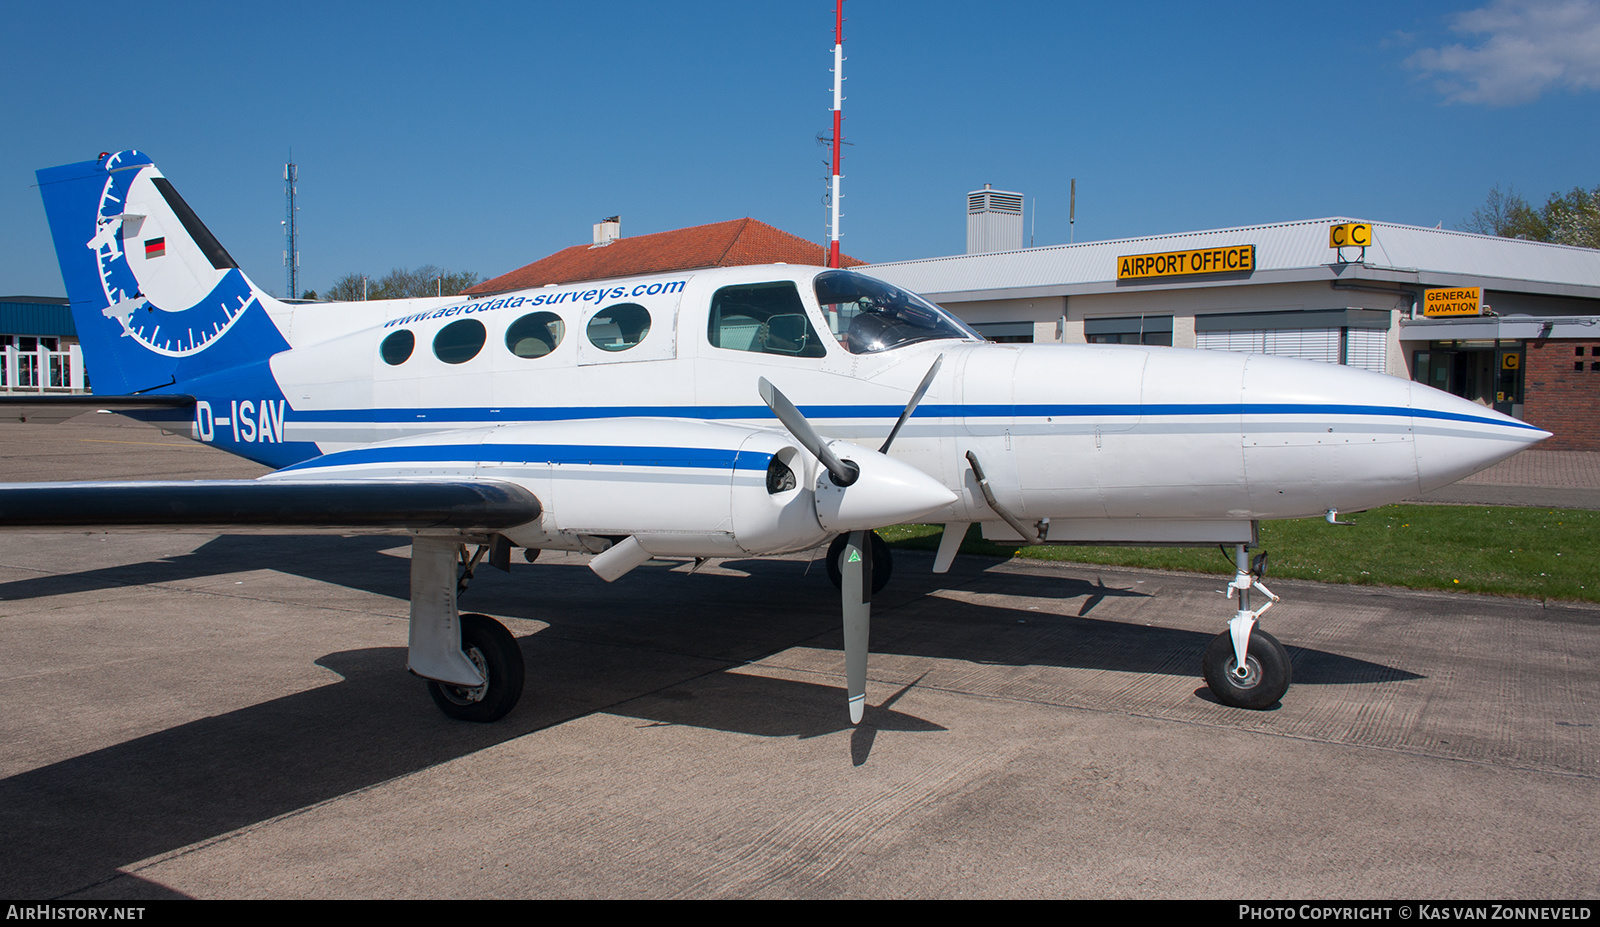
left=408, top=536, right=527, bottom=723
left=1202, top=544, right=1292, bottom=710
left=427, top=612, right=526, bottom=722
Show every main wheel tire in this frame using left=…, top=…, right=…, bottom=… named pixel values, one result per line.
left=1202, top=627, right=1291, bottom=710
left=824, top=531, right=892, bottom=595
left=427, top=613, right=526, bottom=722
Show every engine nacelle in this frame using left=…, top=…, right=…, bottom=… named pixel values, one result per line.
left=268, top=417, right=839, bottom=559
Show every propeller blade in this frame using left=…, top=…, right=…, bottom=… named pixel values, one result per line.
left=879, top=353, right=943, bottom=454
left=758, top=377, right=859, bottom=487
left=759, top=374, right=957, bottom=723
left=840, top=529, right=872, bottom=724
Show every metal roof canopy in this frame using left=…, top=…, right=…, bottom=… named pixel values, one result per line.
left=1401, top=317, right=1600, bottom=340
left=0, top=297, right=76, bottom=338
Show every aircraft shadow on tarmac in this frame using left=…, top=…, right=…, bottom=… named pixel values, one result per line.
left=0, top=638, right=940, bottom=898
left=2, top=535, right=1424, bottom=897
left=0, top=534, right=1423, bottom=690
left=0, top=534, right=414, bottom=603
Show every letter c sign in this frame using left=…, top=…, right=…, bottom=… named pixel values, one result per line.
left=1329, top=223, right=1372, bottom=248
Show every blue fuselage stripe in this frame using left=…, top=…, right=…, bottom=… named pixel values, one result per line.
left=279, top=443, right=771, bottom=473
left=282, top=402, right=1544, bottom=433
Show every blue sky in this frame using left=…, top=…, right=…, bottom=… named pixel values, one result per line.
left=4, top=0, right=1598, bottom=298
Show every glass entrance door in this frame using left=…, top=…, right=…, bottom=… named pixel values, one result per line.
left=1412, top=341, right=1524, bottom=417
left=1493, top=346, right=1523, bottom=417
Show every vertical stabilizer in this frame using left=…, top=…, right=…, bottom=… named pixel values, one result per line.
left=36, top=151, right=289, bottom=396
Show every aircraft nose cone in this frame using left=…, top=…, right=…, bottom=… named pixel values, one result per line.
left=1411, top=381, right=1550, bottom=493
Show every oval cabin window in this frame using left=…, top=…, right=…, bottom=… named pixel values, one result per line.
left=505, top=311, right=566, bottom=358
left=433, top=319, right=487, bottom=364
left=586, top=303, right=651, bottom=352
left=380, top=329, right=415, bottom=365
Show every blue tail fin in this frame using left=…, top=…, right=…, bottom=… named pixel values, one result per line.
left=36, top=151, right=289, bottom=395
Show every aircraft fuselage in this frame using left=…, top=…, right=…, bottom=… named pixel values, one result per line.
left=194, top=262, right=1549, bottom=556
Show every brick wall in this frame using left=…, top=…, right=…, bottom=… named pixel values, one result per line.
left=1523, top=339, right=1600, bottom=451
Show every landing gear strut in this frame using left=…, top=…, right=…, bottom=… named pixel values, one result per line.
left=409, top=536, right=526, bottom=723
left=1203, top=543, right=1291, bottom=710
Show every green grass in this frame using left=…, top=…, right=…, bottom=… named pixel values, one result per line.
left=878, top=504, right=1600, bottom=603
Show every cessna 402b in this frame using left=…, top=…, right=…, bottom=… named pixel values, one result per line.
left=7, top=150, right=1548, bottom=723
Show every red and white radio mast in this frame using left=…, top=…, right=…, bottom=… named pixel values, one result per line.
left=828, top=0, right=845, bottom=268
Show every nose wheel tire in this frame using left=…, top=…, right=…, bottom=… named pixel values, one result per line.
left=1203, top=627, right=1291, bottom=710
left=427, top=612, right=525, bottom=722
left=825, top=530, right=892, bottom=594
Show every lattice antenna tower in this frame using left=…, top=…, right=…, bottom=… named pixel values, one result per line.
left=827, top=0, right=845, bottom=268
left=283, top=155, right=299, bottom=299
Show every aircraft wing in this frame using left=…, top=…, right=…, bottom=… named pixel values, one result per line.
left=0, top=394, right=196, bottom=425
left=0, top=479, right=541, bottom=532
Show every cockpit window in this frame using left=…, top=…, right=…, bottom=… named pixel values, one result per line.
left=814, top=271, right=981, bottom=354
left=708, top=281, right=827, bottom=358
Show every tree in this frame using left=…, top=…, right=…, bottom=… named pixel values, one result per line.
left=320, top=265, right=482, bottom=301
left=1462, top=185, right=1546, bottom=240
left=1545, top=186, right=1600, bottom=250
left=1462, top=184, right=1600, bottom=249
left=323, top=274, right=366, bottom=302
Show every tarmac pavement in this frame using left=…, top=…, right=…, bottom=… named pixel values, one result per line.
left=0, top=416, right=1596, bottom=899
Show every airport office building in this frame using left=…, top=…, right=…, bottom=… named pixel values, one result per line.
left=866, top=190, right=1600, bottom=451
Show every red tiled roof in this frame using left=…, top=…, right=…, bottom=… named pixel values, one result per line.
left=465, top=218, right=865, bottom=295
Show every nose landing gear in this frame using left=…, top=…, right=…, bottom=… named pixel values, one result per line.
left=1203, top=625, right=1291, bottom=710
left=1203, top=544, right=1291, bottom=710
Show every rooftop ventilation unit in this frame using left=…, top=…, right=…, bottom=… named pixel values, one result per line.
left=967, top=184, right=1024, bottom=254
left=592, top=216, right=621, bottom=247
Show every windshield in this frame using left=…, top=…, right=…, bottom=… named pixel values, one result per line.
left=813, top=271, right=982, bottom=355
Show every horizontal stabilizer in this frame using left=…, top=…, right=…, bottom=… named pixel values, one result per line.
left=0, top=394, right=196, bottom=425
left=0, top=479, right=540, bottom=531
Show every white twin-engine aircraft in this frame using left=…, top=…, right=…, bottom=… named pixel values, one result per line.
left=14, top=150, right=1547, bottom=723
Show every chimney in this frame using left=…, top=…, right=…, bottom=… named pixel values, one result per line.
left=593, top=216, right=621, bottom=246
left=966, top=184, right=1024, bottom=254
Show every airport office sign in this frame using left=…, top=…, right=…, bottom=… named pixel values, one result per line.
left=1118, top=245, right=1255, bottom=280
left=1423, top=287, right=1482, bottom=317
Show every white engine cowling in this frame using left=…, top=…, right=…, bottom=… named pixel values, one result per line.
left=268, top=417, right=954, bottom=567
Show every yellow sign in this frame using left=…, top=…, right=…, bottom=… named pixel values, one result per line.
left=1502, top=354, right=1520, bottom=370
left=1422, top=287, right=1482, bottom=317
left=1117, top=245, right=1255, bottom=280
left=1329, top=223, right=1371, bottom=248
